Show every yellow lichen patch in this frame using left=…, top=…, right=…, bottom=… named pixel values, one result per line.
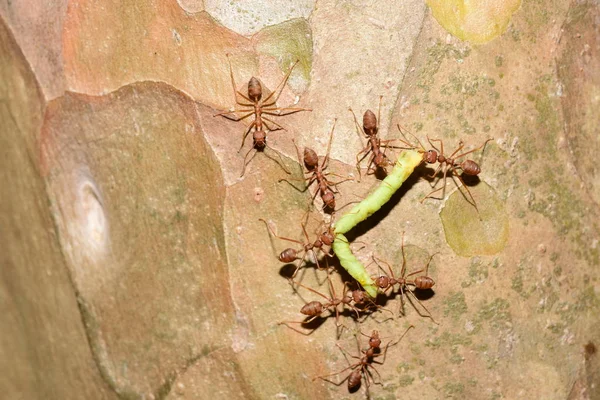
left=426, top=0, right=521, bottom=44
left=440, top=182, right=508, bottom=256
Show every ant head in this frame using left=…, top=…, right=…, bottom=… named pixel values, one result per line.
left=303, top=147, right=319, bottom=170
left=369, top=331, right=381, bottom=348
left=424, top=150, right=437, bottom=164
left=374, top=275, right=390, bottom=289
left=247, top=77, right=262, bottom=101
left=253, top=130, right=266, bottom=148
left=460, top=159, right=481, bottom=176
left=342, top=292, right=353, bottom=304
left=351, top=290, right=367, bottom=304
left=373, top=153, right=390, bottom=170
left=320, top=230, right=334, bottom=246
left=363, top=109, right=377, bottom=135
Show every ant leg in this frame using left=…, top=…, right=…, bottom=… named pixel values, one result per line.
left=396, top=124, right=424, bottom=150
left=355, top=143, right=373, bottom=181
left=323, top=175, right=353, bottom=189
left=291, top=279, right=331, bottom=302
left=263, top=144, right=292, bottom=174
left=380, top=139, right=413, bottom=149
left=278, top=175, right=315, bottom=192
left=258, top=219, right=305, bottom=246
left=400, top=231, right=407, bottom=278
left=314, top=363, right=355, bottom=383
left=376, top=95, right=383, bottom=132
left=261, top=60, right=299, bottom=105
left=262, top=107, right=312, bottom=117
left=449, top=169, right=479, bottom=211
left=225, top=54, right=254, bottom=105
left=398, top=285, right=407, bottom=317
left=213, top=109, right=254, bottom=120
left=366, top=155, right=378, bottom=176
left=291, top=138, right=304, bottom=167
left=278, top=319, right=319, bottom=336
left=422, top=165, right=450, bottom=201
left=238, top=121, right=257, bottom=153
left=427, top=136, right=443, bottom=155
left=349, top=107, right=367, bottom=142
left=240, top=147, right=258, bottom=177
left=405, top=289, right=438, bottom=324
left=453, top=138, right=493, bottom=159
left=378, top=325, right=414, bottom=364
left=406, top=253, right=438, bottom=279
left=365, top=364, right=382, bottom=386
left=447, top=141, right=466, bottom=160
left=372, top=255, right=397, bottom=283
left=322, top=119, right=338, bottom=169
left=426, top=160, right=444, bottom=180
left=261, top=116, right=285, bottom=132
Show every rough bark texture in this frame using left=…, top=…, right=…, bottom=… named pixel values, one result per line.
left=1, top=1, right=599, bottom=399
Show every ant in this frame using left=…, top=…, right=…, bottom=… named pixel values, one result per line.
left=371, top=233, right=438, bottom=323
left=279, top=119, right=352, bottom=211
left=259, top=215, right=335, bottom=280
left=214, top=54, right=311, bottom=176
left=315, top=326, right=413, bottom=396
left=278, top=276, right=376, bottom=338
left=397, top=125, right=492, bottom=211
left=350, top=97, right=405, bottom=180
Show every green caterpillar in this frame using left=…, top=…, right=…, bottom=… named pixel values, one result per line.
left=333, top=150, right=423, bottom=297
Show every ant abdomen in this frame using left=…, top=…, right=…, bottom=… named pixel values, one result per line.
left=247, top=77, right=262, bottom=101
left=363, top=110, right=377, bottom=135
left=460, top=159, right=481, bottom=176
left=278, top=248, right=298, bottom=263
left=303, top=147, right=319, bottom=170
left=301, top=301, right=324, bottom=316
left=414, top=276, right=435, bottom=290
left=347, top=370, right=362, bottom=390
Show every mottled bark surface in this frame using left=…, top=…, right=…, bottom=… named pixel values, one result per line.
left=1, top=1, right=599, bottom=399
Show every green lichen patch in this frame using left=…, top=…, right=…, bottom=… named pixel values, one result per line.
left=527, top=167, right=599, bottom=265
left=443, top=292, right=468, bottom=321
left=470, top=298, right=512, bottom=335
left=417, top=40, right=471, bottom=92
left=461, top=257, right=490, bottom=288
left=440, top=182, right=509, bottom=257
left=398, top=374, right=415, bottom=387
left=254, top=18, right=312, bottom=92
left=443, top=381, right=465, bottom=398
left=426, top=0, right=522, bottom=44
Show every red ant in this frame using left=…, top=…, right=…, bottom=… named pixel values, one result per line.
left=214, top=54, right=311, bottom=176
left=350, top=97, right=405, bottom=180
left=278, top=276, right=376, bottom=338
left=279, top=119, right=352, bottom=211
left=315, top=326, right=413, bottom=396
left=259, top=216, right=335, bottom=280
left=371, top=233, right=438, bottom=323
left=397, top=125, right=491, bottom=211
